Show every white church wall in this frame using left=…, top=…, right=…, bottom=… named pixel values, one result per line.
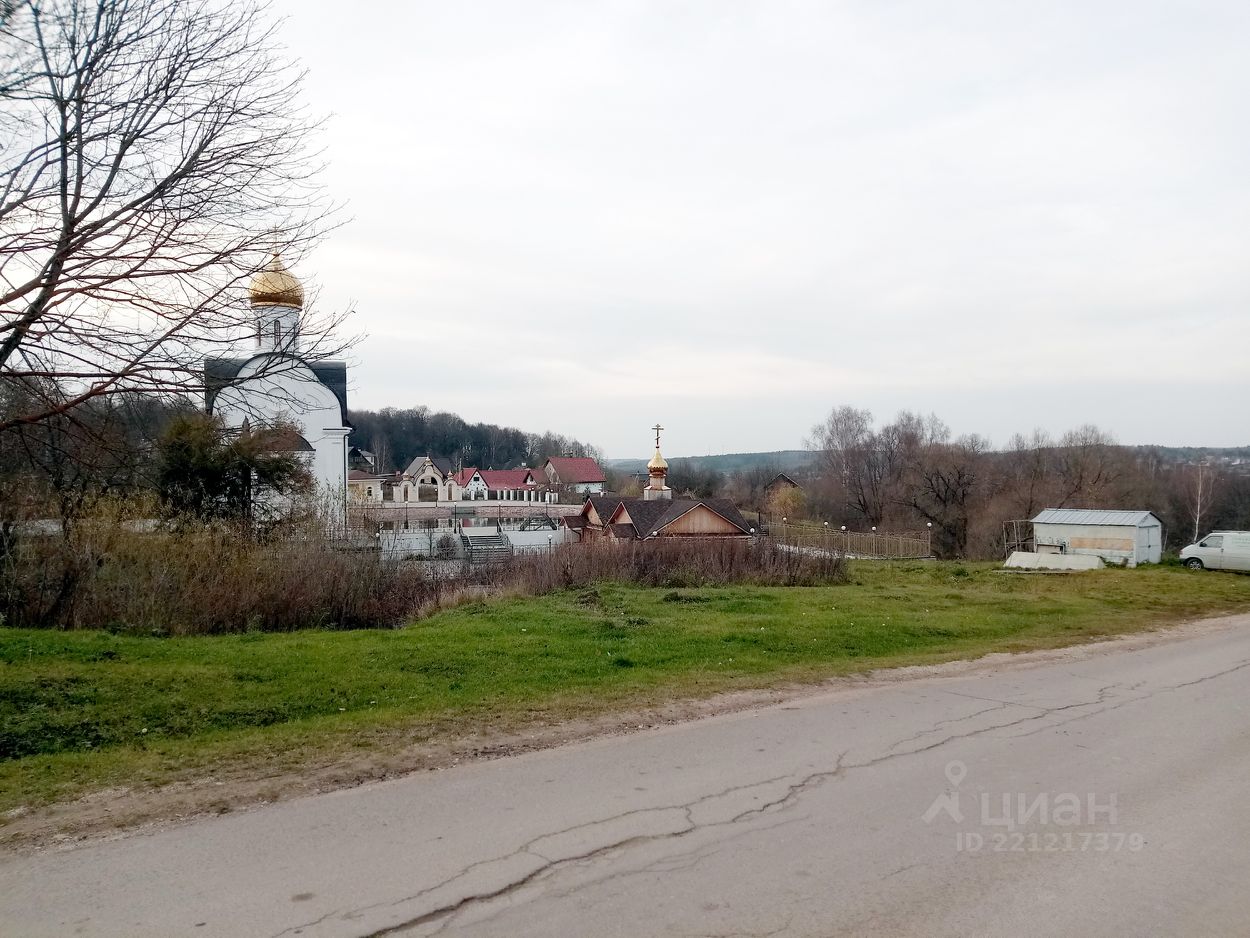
left=213, top=357, right=348, bottom=503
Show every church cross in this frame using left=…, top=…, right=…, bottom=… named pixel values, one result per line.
left=652, top=423, right=664, bottom=449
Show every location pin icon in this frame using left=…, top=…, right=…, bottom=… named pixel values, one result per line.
left=945, top=761, right=967, bottom=788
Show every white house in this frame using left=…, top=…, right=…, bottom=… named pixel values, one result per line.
left=450, top=468, right=490, bottom=500
left=543, top=457, right=606, bottom=495
left=1030, top=509, right=1163, bottom=567
left=446, top=467, right=552, bottom=502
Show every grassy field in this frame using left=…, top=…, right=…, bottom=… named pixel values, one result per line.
left=2, top=562, right=1249, bottom=815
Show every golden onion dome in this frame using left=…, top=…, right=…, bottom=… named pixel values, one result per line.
left=647, top=448, right=668, bottom=471
left=249, top=254, right=304, bottom=309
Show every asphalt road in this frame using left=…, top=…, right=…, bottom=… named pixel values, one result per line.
left=4, top=615, right=1250, bottom=937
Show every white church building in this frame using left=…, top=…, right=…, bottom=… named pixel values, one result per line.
left=204, top=255, right=350, bottom=525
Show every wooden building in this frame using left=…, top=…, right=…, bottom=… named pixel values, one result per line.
left=567, top=495, right=752, bottom=541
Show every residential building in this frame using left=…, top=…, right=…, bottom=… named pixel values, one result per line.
left=543, top=457, right=606, bottom=495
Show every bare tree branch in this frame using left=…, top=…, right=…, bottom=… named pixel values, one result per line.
left=0, top=0, right=354, bottom=433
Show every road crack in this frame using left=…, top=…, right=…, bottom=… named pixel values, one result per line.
left=332, top=657, right=1250, bottom=937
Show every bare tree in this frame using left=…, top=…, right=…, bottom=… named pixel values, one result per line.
left=901, top=431, right=988, bottom=559
left=368, top=434, right=391, bottom=475
left=1002, top=428, right=1055, bottom=518
left=1055, top=425, right=1121, bottom=506
left=808, top=405, right=897, bottom=525
left=1185, top=461, right=1218, bottom=543
left=0, top=0, right=350, bottom=433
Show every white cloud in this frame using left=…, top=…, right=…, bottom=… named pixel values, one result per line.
left=276, top=0, right=1250, bottom=455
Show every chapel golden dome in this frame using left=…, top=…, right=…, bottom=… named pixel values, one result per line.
left=249, top=254, right=304, bottom=309
left=647, top=448, right=668, bottom=472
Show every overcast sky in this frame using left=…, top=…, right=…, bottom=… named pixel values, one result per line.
left=272, top=0, right=1249, bottom=459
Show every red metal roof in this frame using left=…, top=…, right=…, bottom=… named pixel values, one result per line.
left=478, top=469, right=536, bottom=490
left=545, top=457, right=605, bottom=484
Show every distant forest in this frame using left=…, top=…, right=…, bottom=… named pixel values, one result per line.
left=347, top=406, right=602, bottom=474
left=605, top=450, right=815, bottom=475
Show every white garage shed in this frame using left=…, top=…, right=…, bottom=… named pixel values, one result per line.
left=1030, top=509, right=1163, bottom=567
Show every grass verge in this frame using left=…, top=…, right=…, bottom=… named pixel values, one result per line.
left=3, top=562, right=1249, bottom=817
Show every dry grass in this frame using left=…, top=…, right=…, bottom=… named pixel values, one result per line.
left=2, top=562, right=1247, bottom=817
left=1, top=519, right=846, bottom=634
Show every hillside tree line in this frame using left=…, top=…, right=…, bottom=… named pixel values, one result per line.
left=348, top=406, right=602, bottom=473
left=797, top=406, right=1250, bottom=559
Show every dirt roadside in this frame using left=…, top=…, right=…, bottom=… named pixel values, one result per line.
left=3, top=612, right=1244, bottom=854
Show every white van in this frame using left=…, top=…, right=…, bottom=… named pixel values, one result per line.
left=1180, top=532, right=1250, bottom=572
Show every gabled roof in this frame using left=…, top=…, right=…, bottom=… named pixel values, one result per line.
left=765, top=472, right=801, bottom=490
left=479, top=469, right=536, bottom=490
left=403, top=454, right=456, bottom=479
left=609, top=497, right=753, bottom=538
left=699, top=498, right=754, bottom=533
left=1031, top=508, right=1161, bottom=527
left=584, top=496, right=623, bottom=526
left=613, top=498, right=676, bottom=537
left=450, top=468, right=481, bottom=487
left=545, top=457, right=606, bottom=484
left=348, top=469, right=387, bottom=482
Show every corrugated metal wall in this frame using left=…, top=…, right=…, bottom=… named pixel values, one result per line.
left=1034, top=522, right=1161, bottom=566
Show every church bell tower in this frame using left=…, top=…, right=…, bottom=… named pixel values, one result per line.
left=644, top=423, right=672, bottom=501
left=249, top=253, right=304, bottom=353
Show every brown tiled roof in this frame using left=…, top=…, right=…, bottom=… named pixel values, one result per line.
left=546, top=457, right=606, bottom=484
left=609, top=523, right=638, bottom=539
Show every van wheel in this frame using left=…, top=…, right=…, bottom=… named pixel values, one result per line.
left=1184, top=558, right=1204, bottom=570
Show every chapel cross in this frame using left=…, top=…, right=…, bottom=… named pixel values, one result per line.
left=652, top=424, right=664, bottom=449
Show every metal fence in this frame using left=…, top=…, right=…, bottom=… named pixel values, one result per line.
left=770, top=521, right=932, bottom=560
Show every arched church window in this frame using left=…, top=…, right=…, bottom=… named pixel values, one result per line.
left=273, top=321, right=281, bottom=346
